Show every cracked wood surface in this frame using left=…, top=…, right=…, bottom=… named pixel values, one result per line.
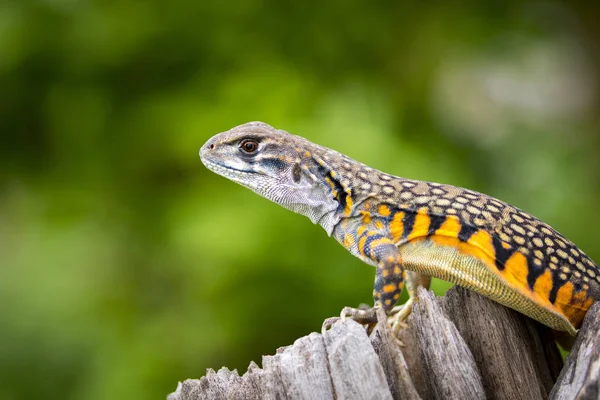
left=168, top=287, right=600, bottom=400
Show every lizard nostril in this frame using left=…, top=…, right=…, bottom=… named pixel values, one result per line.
left=209, top=144, right=215, bottom=150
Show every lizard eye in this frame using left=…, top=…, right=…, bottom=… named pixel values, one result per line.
left=239, top=139, right=259, bottom=154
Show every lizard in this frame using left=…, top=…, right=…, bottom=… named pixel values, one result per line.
left=199, top=121, right=600, bottom=336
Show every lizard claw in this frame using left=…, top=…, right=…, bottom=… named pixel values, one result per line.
left=388, top=304, right=404, bottom=316
left=392, top=319, right=409, bottom=332
left=340, top=308, right=347, bottom=322
left=322, top=317, right=342, bottom=334
left=389, top=299, right=413, bottom=335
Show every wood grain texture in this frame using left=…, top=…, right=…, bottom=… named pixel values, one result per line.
left=411, top=287, right=486, bottom=400
left=551, top=302, right=600, bottom=400
left=168, top=289, right=600, bottom=400
left=323, top=319, right=393, bottom=400
left=370, top=307, right=421, bottom=400
left=439, top=287, right=562, bottom=399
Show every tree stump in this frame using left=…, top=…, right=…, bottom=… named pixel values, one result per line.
left=168, top=287, right=600, bottom=400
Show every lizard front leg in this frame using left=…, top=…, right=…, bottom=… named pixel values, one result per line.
left=324, top=233, right=406, bottom=329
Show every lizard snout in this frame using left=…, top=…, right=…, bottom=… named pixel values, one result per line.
left=199, top=139, right=216, bottom=160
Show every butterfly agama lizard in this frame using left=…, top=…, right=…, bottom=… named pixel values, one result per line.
left=200, top=122, right=599, bottom=335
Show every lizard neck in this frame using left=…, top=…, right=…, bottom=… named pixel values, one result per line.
left=284, top=182, right=341, bottom=237
left=316, top=209, right=341, bottom=237
left=296, top=145, right=363, bottom=236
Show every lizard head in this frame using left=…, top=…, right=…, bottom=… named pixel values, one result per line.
left=200, top=122, right=341, bottom=234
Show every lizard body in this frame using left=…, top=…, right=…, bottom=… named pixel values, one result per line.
left=200, top=122, right=599, bottom=335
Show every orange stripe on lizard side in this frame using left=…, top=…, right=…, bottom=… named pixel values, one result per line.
left=435, top=215, right=462, bottom=238
left=501, top=252, right=536, bottom=299
left=407, top=208, right=431, bottom=242
left=533, top=270, right=554, bottom=302
left=466, top=230, right=496, bottom=264
left=397, top=213, right=496, bottom=271
left=390, top=211, right=405, bottom=243
left=554, top=281, right=575, bottom=315
left=429, top=227, right=496, bottom=270
left=429, top=235, right=495, bottom=269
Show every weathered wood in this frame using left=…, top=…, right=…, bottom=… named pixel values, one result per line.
left=439, top=286, right=563, bottom=399
left=169, top=289, right=600, bottom=400
left=323, top=319, right=393, bottom=399
left=551, top=302, right=600, bottom=400
left=262, top=332, right=333, bottom=399
left=370, top=307, right=421, bottom=400
left=169, top=320, right=394, bottom=400
left=411, top=287, right=486, bottom=400
left=395, top=316, right=427, bottom=399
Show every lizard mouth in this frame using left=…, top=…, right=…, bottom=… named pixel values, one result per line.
left=202, top=158, right=266, bottom=180
left=203, top=159, right=250, bottom=174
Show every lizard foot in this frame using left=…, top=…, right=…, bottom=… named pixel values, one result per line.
left=321, top=306, right=380, bottom=334
left=388, top=298, right=413, bottom=335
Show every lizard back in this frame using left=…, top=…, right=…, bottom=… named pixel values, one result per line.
left=297, top=133, right=599, bottom=333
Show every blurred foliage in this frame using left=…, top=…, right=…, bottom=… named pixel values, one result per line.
left=1, top=1, right=599, bottom=399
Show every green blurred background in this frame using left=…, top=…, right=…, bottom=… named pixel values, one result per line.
left=2, top=1, right=600, bottom=399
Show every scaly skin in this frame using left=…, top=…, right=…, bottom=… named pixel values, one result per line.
left=200, top=122, right=599, bottom=335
